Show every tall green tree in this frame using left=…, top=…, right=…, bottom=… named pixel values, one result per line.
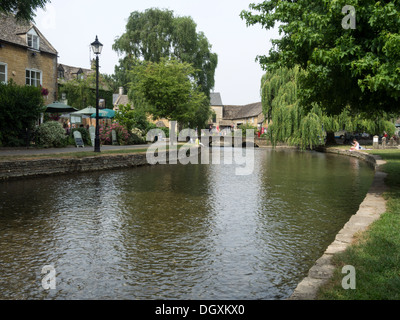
left=241, top=0, right=400, bottom=116
left=113, top=8, right=218, bottom=98
left=114, top=103, right=150, bottom=132
left=130, top=58, right=209, bottom=128
left=262, top=67, right=395, bottom=149
left=0, top=0, right=49, bottom=21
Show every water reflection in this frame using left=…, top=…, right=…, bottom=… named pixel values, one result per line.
left=0, top=148, right=373, bottom=299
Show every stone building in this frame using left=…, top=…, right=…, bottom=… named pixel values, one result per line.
left=57, top=63, right=94, bottom=82
left=57, top=62, right=112, bottom=108
left=0, top=13, right=58, bottom=104
left=210, top=92, right=224, bottom=128
left=112, top=87, right=130, bottom=111
left=223, top=102, right=264, bottom=129
left=209, top=92, right=265, bottom=130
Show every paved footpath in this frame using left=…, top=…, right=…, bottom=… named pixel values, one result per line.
left=0, top=144, right=150, bottom=157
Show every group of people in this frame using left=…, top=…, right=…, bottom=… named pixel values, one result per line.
left=350, top=131, right=400, bottom=151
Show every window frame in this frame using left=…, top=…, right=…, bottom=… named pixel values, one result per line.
left=26, top=68, right=42, bottom=87
left=0, top=62, right=7, bottom=84
left=27, top=29, right=40, bottom=51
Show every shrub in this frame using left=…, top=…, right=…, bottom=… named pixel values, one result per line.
left=111, top=123, right=130, bottom=145
left=128, top=128, right=146, bottom=145
left=238, top=123, right=258, bottom=136
left=99, top=125, right=112, bottom=145
left=98, top=123, right=131, bottom=145
left=158, top=126, right=170, bottom=138
left=35, top=121, right=67, bottom=148
left=0, top=80, right=44, bottom=147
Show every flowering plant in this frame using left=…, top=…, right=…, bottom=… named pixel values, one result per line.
left=49, top=113, right=61, bottom=121
left=99, top=125, right=112, bottom=145
left=99, top=122, right=130, bottom=145
left=41, top=86, right=49, bottom=96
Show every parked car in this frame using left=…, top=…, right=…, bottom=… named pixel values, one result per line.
left=334, top=130, right=347, bottom=139
left=354, top=132, right=371, bottom=139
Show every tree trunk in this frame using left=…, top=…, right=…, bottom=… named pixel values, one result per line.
left=325, top=131, right=337, bottom=145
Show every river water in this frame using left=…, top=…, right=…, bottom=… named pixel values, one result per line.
left=0, top=148, right=373, bottom=300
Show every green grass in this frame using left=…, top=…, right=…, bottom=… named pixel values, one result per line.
left=317, top=148, right=400, bottom=300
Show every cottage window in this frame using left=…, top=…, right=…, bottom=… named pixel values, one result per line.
left=27, top=29, right=40, bottom=50
left=0, top=63, right=7, bottom=83
left=26, top=69, right=42, bottom=87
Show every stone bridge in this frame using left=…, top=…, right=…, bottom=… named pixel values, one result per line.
left=204, top=135, right=265, bottom=148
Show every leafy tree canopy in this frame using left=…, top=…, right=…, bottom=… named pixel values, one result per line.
left=114, top=103, right=150, bottom=132
left=130, top=58, right=210, bottom=128
left=0, top=0, right=49, bottom=21
left=113, top=8, right=218, bottom=97
left=241, top=0, right=400, bottom=116
left=262, top=67, right=395, bottom=149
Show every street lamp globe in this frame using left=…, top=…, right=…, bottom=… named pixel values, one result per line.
left=91, top=36, right=103, bottom=55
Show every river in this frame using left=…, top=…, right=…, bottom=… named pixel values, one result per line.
left=0, top=148, right=374, bottom=299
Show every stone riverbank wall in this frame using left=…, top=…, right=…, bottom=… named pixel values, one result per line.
left=289, top=147, right=388, bottom=300
left=0, top=149, right=198, bottom=181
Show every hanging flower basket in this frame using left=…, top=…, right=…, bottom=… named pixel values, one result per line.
left=41, top=86, right=49, bottom=96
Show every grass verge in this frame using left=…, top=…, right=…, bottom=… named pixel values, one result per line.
left=317, top=149, right=400, bottom=299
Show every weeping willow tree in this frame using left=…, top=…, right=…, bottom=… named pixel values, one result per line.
left=262, top=67, right=396, bottom=150
left=261, top=66, right=324, bottom=149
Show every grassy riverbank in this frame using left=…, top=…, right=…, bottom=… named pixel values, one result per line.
left=317, top=148, right=400, bottom=299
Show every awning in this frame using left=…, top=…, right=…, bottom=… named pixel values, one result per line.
left=45, top=102, right=78, bottom=113
left=71, top=106, right=97, bottom=115
left=90, top=108, right=115, bottom=119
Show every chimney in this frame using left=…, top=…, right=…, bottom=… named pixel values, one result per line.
left=119, top=87, right=124, bottom=95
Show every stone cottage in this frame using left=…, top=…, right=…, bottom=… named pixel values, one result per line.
left=0, top=13, right=58, bottom=104
left=209, top=92, right=265, bottom=130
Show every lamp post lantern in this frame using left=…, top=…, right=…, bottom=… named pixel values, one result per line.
left=91, top=35, right=103, bottom=152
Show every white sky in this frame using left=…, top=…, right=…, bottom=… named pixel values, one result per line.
left=34, top=0, right=279, bottom=105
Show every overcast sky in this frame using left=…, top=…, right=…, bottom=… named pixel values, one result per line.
left=34, top=0, right=279, bottom=105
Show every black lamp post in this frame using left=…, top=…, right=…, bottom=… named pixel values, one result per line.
left=91, top=35, right=103, bottom=152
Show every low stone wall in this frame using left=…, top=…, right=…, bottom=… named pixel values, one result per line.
left=0, top=153, right=148, bottom=181
left=321, top=147, right=378, bottom=168
left=0, top=148, right=198, bottom=181
left=289, top=147, right=387, bottom=300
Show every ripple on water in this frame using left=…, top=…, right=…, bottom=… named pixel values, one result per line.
left=0, top=149, right=374, bottom=299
